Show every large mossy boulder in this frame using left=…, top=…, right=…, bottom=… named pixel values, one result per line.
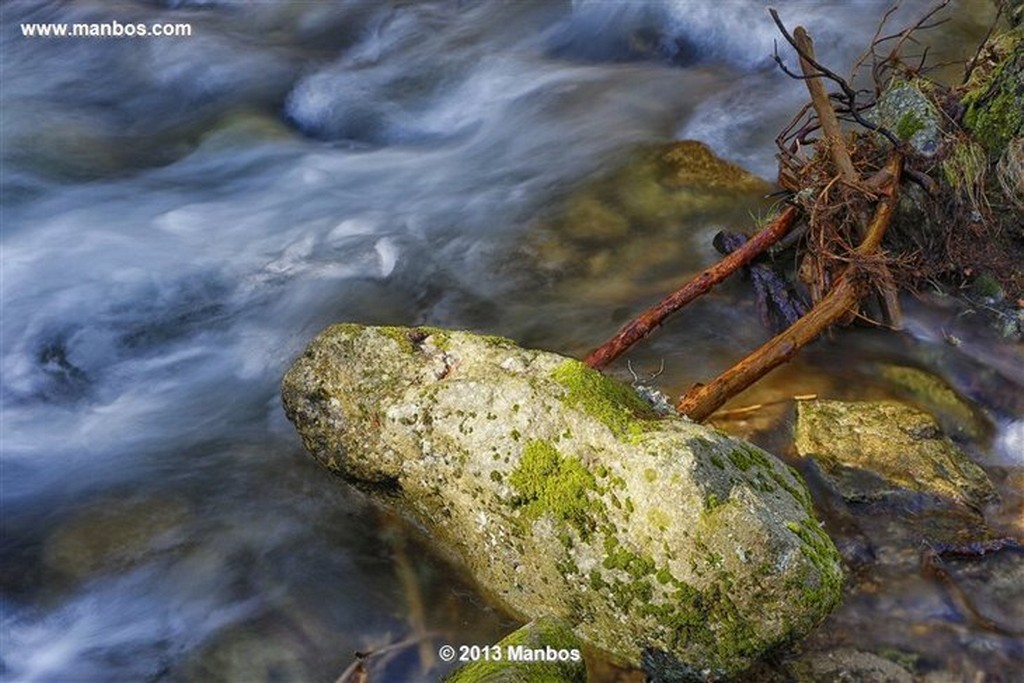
left=282, top=324, right=843, bottom=679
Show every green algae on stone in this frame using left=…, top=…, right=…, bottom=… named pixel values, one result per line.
left=282, top=325, right=844, bottom=678
left=443, top=617, right=586, bottom=683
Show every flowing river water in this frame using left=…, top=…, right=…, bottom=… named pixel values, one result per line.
left=2, top=1, right=1021, bottom=681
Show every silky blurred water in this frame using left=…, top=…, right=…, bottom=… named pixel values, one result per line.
left=1, top=1, right=1017, bottom=681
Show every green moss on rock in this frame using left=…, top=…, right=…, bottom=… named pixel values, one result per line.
left=509, top=440, right=601, bottom=537
left=602, top=536, right=656, bottom=579
left=962, top=28, right=1024, bottom=156
left=375, top=325, right=454, bottom=353
left=784, top=518, right=845, bottom=614
left=896, top=111, right=925, bottom=141
left=550, top=359, right=655, bottom=440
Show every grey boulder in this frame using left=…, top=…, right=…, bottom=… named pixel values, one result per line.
left=282, top=324, right=843, bottom=679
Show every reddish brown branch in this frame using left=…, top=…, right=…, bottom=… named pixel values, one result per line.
left=676, top=275, right=863, bottom=422
left=583, top=204, right=800, bottom=370
left=678, top=155, right=903, bottom=422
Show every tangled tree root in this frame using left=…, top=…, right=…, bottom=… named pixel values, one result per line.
left=585, top=3, right=1024, bottom=421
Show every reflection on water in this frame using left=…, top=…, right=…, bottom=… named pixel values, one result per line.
left=1, top=1, right=1017, bottom=681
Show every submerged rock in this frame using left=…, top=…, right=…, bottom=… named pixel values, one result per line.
left=282, top=324, right=843, bottom=678
left=183, top=627, right=313, bottom=683
left=879, top=365, right=989, bottom=440
left=788, top=648, right=914, bottom=683
left=443, top=617, right=586, bottom=683
left=794, top=400, right=996, bottom=512
left=43, top=496, right=190, bottom=583
left=528, top=140, right=771, bottom=298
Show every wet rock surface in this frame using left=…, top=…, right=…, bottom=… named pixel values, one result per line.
left=282, top=324, right=843, bottom=678
left=879, top=365, right=990, bottom=441
left=794, top=399, right=996, bottom=513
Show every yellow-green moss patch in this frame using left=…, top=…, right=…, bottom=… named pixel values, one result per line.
left=963, top=29, right=1024, bottom=156
left=509, top=440, right=601, bottom=538
left=550, top=359, right=656, bottom=440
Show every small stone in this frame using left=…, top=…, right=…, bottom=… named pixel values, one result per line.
left=871, top=81, right=942, bottom=157
left=794, top=400, right=997, bottom=512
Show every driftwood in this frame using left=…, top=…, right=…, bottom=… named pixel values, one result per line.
left=584, top=205, right=799, bottom=370
left=792, top=26, right=858, bottom=185
left=585, top=12, right=913, bottom=422
left=677, top=154, right=902, bottom=421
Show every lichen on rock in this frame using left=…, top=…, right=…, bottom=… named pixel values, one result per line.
left=871, top=81, right=942, bottom=156
left=282, top=324, right=844, bottom=678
